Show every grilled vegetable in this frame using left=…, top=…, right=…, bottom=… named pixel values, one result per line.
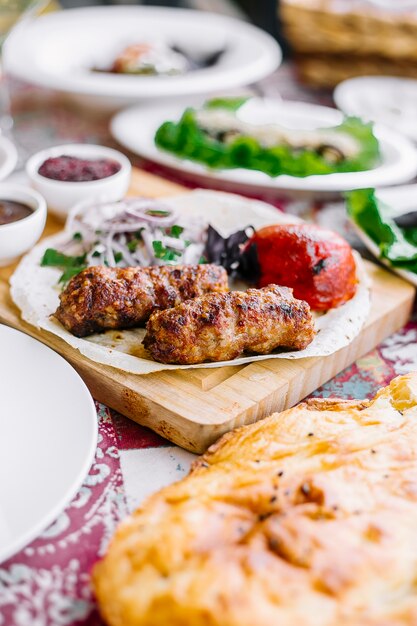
left=243, top=223, right=357, bottom=310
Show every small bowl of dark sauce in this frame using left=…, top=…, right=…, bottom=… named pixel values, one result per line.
left=0, top=185, right=47, bottom=266
left=26, top=144, right=131, bottom=220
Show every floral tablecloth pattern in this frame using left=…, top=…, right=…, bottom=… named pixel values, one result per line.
left=1, top=65, right=417, bottom=626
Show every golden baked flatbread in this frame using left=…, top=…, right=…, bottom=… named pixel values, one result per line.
left=93, top=373, right=417, bottom=626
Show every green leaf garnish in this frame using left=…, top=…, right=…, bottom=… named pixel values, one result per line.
left=152, top=240, right=182, bottom=262
left=145, top=209, right=171, bottom=217
left=204, top=97, right=249, bottom=111
left=114, top=251, right=123, bottom=264
left=72, top=232, right=83, bottom=241
left=170, top=225, right=184, bottom=238
left=41, top=248, right=87, bottom=285
left=127, top=239, right=138, bottom=252
left=58, top=266, right=86, bottom=284
left=41, top=248, right=86, bottom=268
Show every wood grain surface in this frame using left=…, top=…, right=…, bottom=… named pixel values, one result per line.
left=0, top=168, right=415, bottom=453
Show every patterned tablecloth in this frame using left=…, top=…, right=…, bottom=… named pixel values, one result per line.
left=1, top=65, right=417, bottom=626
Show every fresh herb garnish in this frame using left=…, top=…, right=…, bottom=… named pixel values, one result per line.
left=41, top=248, right=86, bottom=268
left=170, top=225, right=184, bottom=238
left=152, top=240, right=182, bottom=262
left=41, top=248, right=87, bottom=284
left=114, top=251, right=123, bottom=264
left=145, top=209, right=170, bottom=217
left=59, top=266, right=85, bottom=284
left=72, top=232, right=83, bottom=241
left=127, top=239, right=138, bottom=252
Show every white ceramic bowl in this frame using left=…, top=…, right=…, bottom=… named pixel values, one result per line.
left=26, top=144, right=131, bottom=220
left=0, top=184, right=47, bottom=266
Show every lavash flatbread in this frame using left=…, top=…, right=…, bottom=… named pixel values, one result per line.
left=10, top=190, right=371, bottom=374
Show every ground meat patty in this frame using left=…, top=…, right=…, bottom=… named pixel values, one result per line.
left=143, top=284, right=315, bottom=364
left=55, top=264, right=229, bottom=337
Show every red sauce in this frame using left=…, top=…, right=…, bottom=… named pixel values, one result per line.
left=38, top=155, right=121, bottom=182
left=0, top=200, right=32, bottom=226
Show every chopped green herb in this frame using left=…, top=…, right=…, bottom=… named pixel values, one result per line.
left=58, top=266, right=86, bottom=284
left=92, top=250, right=101, bottom=258
left=170, top=225, right=184, bottom=238
left=152, top=240, right=165, bottom=257
left=114, top=251, right=123, bottom=264
left=41, top=248, right=86, bottom=268
left=145, top=209, right=170, bottom=217
left=198, top=255, right=207, bottom=264
left=40, top=248, right=87, bottom=285
left=72, top=232, right=83, bottom=241
left=127, top=239, right=138, bottom=252
left=152, top=240, right=182, bottom=262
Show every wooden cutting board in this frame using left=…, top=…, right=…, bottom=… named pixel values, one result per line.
left=0, top=168, right=415, bottom=453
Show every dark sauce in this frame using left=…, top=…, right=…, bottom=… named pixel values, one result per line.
left=0, top=200, right=32, bottom=226
left=38, top=155, right=121, bottom=182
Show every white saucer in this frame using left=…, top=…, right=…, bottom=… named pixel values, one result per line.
left=334, top=76, right=417, bottom=143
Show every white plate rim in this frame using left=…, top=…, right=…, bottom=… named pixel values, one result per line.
left=4, top=6, right=282, bottom=99
left=110, top=98, right=417, bottom=192
left=334, top=75, right=417, bottom=142
left=0, top=324, right=98, bottom=562
left=0, top=136, right=18, bottom=181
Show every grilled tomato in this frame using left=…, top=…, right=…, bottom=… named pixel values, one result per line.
left=245, top=223, right=357, bottom=310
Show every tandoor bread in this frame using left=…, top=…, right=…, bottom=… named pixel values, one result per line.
left=281, top=0, right=417, bottom=87
left=93, top=373, right=417, bottom=626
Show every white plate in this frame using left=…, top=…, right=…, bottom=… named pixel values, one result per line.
left=0, top=324, right=97, bottom=562
left=0, top=136, right=17, bottom=181
left=349, top=185, right=417, bottom=287
left=111, top=98, right=417, bottom=193
left=3, top=7, right=281, bottom=109
left=334, top=76, right=417, bottom=143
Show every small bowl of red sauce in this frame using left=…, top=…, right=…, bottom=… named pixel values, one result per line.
left=0, top=184, right=47, bottom=266
left=26, top=144, right=131, bottom=220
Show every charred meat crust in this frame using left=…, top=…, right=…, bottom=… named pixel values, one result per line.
left=54, top=264, right=229, bottom=337
left=143, top=284, right=315, bottom=364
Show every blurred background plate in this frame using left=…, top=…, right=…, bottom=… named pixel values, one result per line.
left=0, top=136, right=17, bottom=180
left=334, top=76, right=417, bottom=143
left=111, top=97, right=417, bottom=194
left=0, top=325, right=97, bottom=562
left=3, top=6, right=281, bottom=110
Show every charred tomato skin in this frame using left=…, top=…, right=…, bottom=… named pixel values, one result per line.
left=246, top=223, right=357, bottom=310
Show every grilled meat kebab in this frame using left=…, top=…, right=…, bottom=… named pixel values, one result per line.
left=143, top=284, right=315, bottom=364
left=55, top=264, right=228, bottom=337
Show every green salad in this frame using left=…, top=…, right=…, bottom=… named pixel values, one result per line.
left=155, top=97, right=381, bottom=178
left=347, top=188, right=417, bottom=273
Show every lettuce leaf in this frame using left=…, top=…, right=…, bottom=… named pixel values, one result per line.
left=346, top=189, right=417, bottom=271
left=154, top=99, right=381, bottom=178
